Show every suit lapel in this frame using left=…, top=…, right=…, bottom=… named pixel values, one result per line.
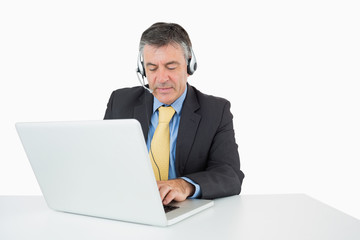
left=134, top=90, right=153, bottom=140
left=175, top=85, right=201, bottom=176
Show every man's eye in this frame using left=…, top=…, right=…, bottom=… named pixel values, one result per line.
left=149, top=68, right=157, bottom=71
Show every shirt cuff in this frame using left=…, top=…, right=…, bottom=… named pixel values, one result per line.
left=181, top=177, right=201, bottom=199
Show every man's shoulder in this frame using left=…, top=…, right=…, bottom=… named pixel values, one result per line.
left=189, top=85, right=230, bottom=106
left=109, top=86, right=149, bottom=102
left=105, top=86, right=152, bottom=111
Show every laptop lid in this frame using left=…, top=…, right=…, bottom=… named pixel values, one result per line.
left=15, top=119, right=213, bottom=226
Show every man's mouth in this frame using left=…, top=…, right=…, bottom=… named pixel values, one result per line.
left=156, top=87, right=172, bottom=93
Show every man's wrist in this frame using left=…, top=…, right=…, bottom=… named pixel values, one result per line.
left=181, top=178, right=195, bottom=197
left=181, top=177, right=201, bottom=199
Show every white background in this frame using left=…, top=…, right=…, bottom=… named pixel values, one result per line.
left=1, top=0, right=359, bottom=219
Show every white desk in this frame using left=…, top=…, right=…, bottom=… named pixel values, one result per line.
left=1, top=194, right=359, bottom=240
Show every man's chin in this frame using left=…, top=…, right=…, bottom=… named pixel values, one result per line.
left=154, top=94, right=175, bottom=105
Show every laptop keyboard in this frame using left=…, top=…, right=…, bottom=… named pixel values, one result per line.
left=163, top=205, right=179, bottom=213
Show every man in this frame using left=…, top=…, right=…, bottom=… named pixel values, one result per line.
left=104, top=22, right=244, bottom=205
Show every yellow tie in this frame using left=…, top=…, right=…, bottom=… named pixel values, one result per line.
left=149, top=106, right=175, bottom=181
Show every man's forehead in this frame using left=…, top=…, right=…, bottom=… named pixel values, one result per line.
left=143, top=44, right=186, bottom=63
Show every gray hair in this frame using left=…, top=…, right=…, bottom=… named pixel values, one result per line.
left=139, top=22, right=192, bottom=62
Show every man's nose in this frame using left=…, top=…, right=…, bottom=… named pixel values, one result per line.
left=156, top=67, right=169, bottom=83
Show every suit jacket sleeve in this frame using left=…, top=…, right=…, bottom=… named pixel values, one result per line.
left=179, top=89, right=244, bottom=199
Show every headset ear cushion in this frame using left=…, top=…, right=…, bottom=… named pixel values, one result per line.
left=137, top=52, right=146, bottom=77
left=187, top=61, right=192, bottom=75
left=141, top=61, right=146, bottom=77
left=187, top=48, right=198, bottom=75
left=187, top=58, right=197, bottom=75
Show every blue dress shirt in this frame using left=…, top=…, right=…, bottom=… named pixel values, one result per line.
left=146, top=86, right=201, bottom=198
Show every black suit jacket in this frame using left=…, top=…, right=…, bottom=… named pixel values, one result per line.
left=104, top=84, right=244, bottom=199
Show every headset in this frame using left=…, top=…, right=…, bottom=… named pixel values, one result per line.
left=136, top=47, right=197, bottom=93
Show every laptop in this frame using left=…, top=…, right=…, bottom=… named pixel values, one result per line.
left=15, top=119, right=213, bottom=227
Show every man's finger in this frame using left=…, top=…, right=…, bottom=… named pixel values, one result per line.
left=162, top=189, right=177, bottom=205
left=158, top=182, right=171, bottom=201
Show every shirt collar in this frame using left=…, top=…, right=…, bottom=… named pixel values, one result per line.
left=152, top=85, right=188, bottom=114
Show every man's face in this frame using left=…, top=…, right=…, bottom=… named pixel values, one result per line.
left=143, top=44, right=188, bottom=105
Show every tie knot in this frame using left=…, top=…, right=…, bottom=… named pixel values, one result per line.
left=158, top=106, right=175, bottom=123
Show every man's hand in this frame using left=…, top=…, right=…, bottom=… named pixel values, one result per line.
left=157, top=178, right=195, bottom=205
